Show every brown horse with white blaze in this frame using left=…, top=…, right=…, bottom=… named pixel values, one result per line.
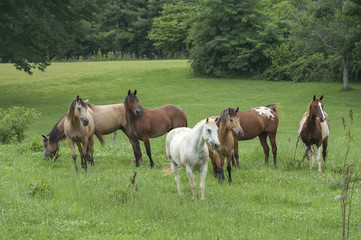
left=208, top=107, right=244, bottom=184
left=298, top=95, right=329, bottom=172
left=64, top=96, right=104, bottom=172
left=124, top=90, right=187, bottom=168
left=233, top=104, right=279, bottom=167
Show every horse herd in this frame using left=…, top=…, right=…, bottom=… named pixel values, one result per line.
left=42, top=91, right=330, bottom=200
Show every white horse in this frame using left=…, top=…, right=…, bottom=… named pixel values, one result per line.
left=165, top=118, right=220, bottom=201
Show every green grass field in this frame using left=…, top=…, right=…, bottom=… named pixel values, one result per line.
left=0, top=60, right=360, bottom=239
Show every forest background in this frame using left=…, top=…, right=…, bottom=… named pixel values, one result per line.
left=1, top=0, right=361, bottom=90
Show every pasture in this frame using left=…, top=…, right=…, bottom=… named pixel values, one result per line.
left=0, top=60, right=360, bottom=239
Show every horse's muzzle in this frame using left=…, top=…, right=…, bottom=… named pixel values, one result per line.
left=134, top=109, right=142, bottom=117
left=318, top=116, right=325, bottom=123
left=235, top=129, right=244, bottom=138
left=82, top=119, right=89, bottom=126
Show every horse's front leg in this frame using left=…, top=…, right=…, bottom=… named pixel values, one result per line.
left=130, top=139, right=142, bottom=167
left=226, top=153, right=233, bottom=185
left=80, top=139, right=89, bottom=172
left=76, top=142, right=85, bottom=169
left=67, top=139, right=78, bottom=172
left=316, top=145, right=322, bottom=173
left=199, top=162, right=208, bottom=201
left=186, top=165, right=196, bottom=201
left=143, top=137, right=154, bottom=168
left=233, top=136, right=240, bottom=168
left=88, top=136, right=95, bottom=166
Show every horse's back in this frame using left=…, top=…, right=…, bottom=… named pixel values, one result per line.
left=89, top=103, right=125, bottom=134
left=166, top=127, right=191, bottom=164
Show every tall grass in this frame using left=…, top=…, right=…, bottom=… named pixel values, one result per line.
left=0, top=60, right=360, bottom=239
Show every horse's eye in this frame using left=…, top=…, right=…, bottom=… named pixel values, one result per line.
left=230, top=119, right=233, bottom=122
left=207, top=129, right=211, bottom=134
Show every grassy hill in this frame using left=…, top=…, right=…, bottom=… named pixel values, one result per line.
left=0, top=60, right=360, bottom=239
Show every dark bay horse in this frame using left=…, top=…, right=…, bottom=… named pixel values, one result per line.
left=64, top=96, right=104, bottom=172
left=298, top=95, right=329, bottom=172
left=124, top=90, right=187, bottom=168
left=208, top=107, right=244, bottom=184
left=233, top=104, right=279, bottom=167
left=43, top=102, right=144, bottom=162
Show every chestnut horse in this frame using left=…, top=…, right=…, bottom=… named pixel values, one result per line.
left=233, top=104, right=279, bottom=167
left=208, top=108, right=244, bottom=184
left=64, top=96, right=104, bottom=172
left=298, top=95, right=329, bottom=172
left=42, top=102, right=144, bottom=162
left=124, top=90, right=187, bottom=168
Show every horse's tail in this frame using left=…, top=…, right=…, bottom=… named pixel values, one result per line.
left=162, top=167, right=173, bottom=175
left=266, top=103, right=280, bottom=113
left=94, top=128, right=105, bottom=146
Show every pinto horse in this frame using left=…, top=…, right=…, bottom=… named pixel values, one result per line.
left=64, top=96, right=104, bottom=172
left=165, top=118, right=220, bottom=201
left=42, top=102, right=144, bottom=162
left=233, top=104, right=279, bottom=167
left=298, top=95, right=329, bottom=172
left=124, top=90, right=187, bottom=168
left=208, top=107, right=244, bottom=184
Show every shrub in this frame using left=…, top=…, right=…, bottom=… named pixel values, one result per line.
left=0, top=107, right=39, bottom=144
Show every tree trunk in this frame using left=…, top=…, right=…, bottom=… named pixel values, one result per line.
left=342, top=54, right=350, bottom=90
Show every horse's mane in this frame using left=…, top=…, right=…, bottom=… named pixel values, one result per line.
left=216, top=108, right=237, bottom=128
left=48, top=115, right=66, bottom=142
left=68, top=97, right=87, bottom=118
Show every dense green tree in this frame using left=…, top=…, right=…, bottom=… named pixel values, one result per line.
left=0, top=0, right=86, bottom=74
left=290, top=0, right=360, bottom=89
left=148, top=2, right=194, bottom=58
left=188, top=0, right=284, bottom=77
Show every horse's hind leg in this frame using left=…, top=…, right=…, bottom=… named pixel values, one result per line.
left=186, top=165, right=196, bottom=201
left=259, top=132, right=270, bottom=165
left=233, top=137, right=240, bottom=168
left=268, top=133, right=277, bottom=167
left=322, top=137, right=328, bottom=166
left=88, top=136, right=95, bottom=166
left=143, top=138, right=154, bottom=168
left=171, top=161, right=182, bottom=195
left=199, top=163, right=208, bottom=201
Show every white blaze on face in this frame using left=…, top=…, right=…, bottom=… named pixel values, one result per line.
left=253, top=107, right=275, bottom=121
left=318, top=102, right=326, bottom=120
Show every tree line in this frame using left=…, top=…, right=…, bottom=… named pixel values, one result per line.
left=1, top=0, right=360, bottom=89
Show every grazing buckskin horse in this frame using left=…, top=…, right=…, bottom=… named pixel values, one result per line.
left=64, top=96, right=104, bottom=172
left=208, top=108, right=244, bottom=184
left=233, top=104, right=279, bottom=167
left=298, top=95, right=329, bottom=172
left=124, top=90, right=187, bottom=168
left=165, top=118, right=220, bottom=201
left=42, top=101, right=144, bottom=162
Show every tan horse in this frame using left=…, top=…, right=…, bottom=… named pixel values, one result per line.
left=64, top=96, right=104, bottom=172
left=208, top=108, right=244, bottom=184
left=124, top=90, right=187, bottom=168
left=233, top=104, right=279, bottom=167
left=298, top=95, right=329, bottom=172
left=42, top=101, right=144, bottom=162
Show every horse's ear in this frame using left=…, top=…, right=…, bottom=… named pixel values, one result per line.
left=236, top=107, right=239, bottom=112
left=320, top=95, right=323, bottom=101
left=215, top=117, right=219, bottom=122
left=134, top=89, right=137, bottom=95
left=128, top=90, right=131, bottom=95
left=313, top=95, right=316, bottom=101
left=206, top=118, right=209, bottom=123
left=42, top=135, right=47, bottom=139
left=77, top=95, right=80, bottom=101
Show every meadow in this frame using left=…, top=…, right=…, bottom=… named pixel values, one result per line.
left=0, top=60, right=360, bottom=239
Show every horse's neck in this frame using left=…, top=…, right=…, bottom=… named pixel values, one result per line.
left=218, top=123, right=230, bottom=143
left=306, top=109, right=318, bottom=130
left=189, top=121, right=207, bottom=150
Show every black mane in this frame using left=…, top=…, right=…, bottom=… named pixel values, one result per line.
left=216, top=107, right=238, bottom=127
left=48, top=115, right=66, bottom=142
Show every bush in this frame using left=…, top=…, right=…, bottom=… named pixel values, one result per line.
left=0, top=107, right=39, bottom=144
